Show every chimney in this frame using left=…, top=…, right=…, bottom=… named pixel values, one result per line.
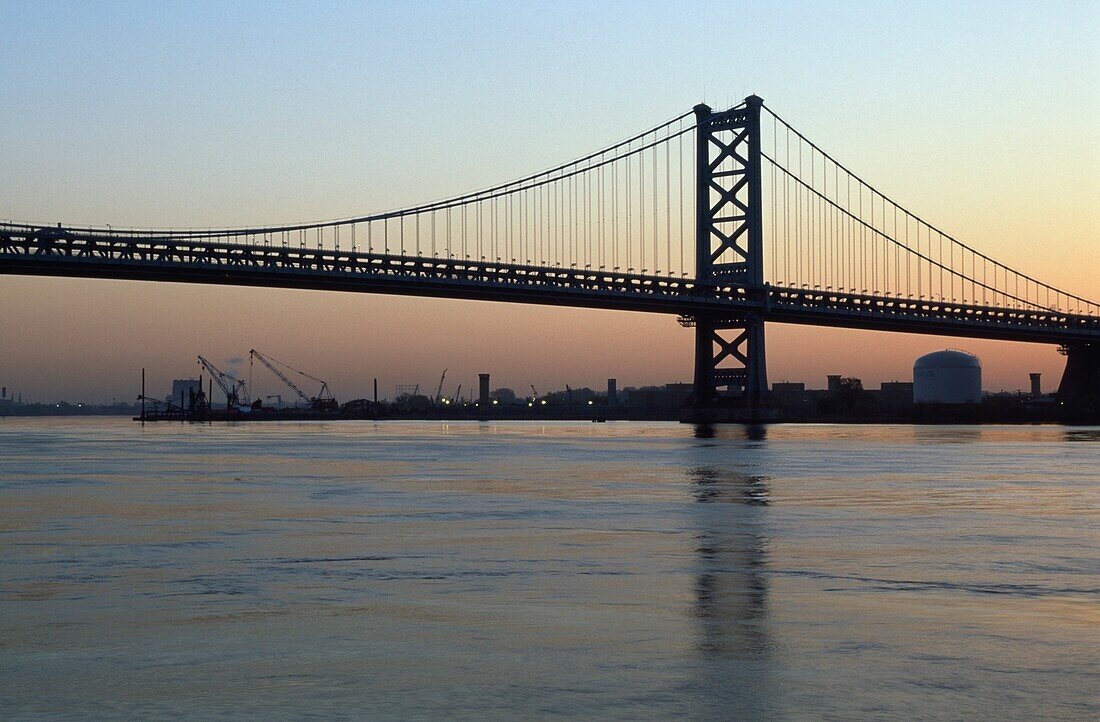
left=479, top=374, right=490, bottom=405
left=607, top=378, right=617, bottom=405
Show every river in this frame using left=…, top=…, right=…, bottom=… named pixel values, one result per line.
left=1, top=419, right=1097, bottom=718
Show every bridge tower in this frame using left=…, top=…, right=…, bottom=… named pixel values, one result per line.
left=1057, top=344, right=1100, bottom=422
left=689, top=95, right=768, bottom=408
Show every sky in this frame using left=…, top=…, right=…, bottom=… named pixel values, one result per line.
left=1, top=0, right=1097, bottom=402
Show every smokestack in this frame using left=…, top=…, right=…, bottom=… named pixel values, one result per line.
left=479, top=374, right=490, bottom=405
left=1029, top=373, right=1041, bottom=397
left=607, top=378, right=617, bottom=405
left=373, top=378, right=378, bottom=404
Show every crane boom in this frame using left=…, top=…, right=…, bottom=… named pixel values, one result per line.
left=434, top=369, right=447, bottom=405
left=197, top=356, right=248, bottom=407
left=250, top=349, right=310, bottom=405
left=249, top=349, right=337, bottom=410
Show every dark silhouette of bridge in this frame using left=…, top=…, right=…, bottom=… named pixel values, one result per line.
left=2, top=96, right=1098, bottom=414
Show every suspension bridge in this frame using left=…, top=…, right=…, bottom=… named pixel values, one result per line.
left=2, top=95, right=1098, bottom=413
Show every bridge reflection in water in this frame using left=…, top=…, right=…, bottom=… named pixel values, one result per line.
left=683, top=424, right=777, bottom=715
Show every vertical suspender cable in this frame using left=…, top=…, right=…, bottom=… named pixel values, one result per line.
left=638, top=144, right=643, bottom=271
left=665, top=126, right=671, bottom=275
left=626, top=149, right=632, bottom=271
left=679, top=120, right=684, bottom=275
left=614, top=153, right=619, bottom=270
left=785, top=127, right=790, bottom=284
left=649, top=137, right=655, bottom=272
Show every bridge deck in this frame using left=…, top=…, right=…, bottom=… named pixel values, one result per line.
left=2, top=227, right=1097, bottom=345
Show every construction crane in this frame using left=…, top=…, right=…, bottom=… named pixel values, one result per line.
left=529, top=384, right=538, bottom=401
left=433, top=368, right=448, bottom=406
left=249, top=349, right=337, bottom=411
left=452, top=384, right=461, bottom=405
left=198, top=356, right=249, bottom=409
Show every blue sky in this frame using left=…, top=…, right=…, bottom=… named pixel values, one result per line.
left=5, top=0, right=1095, bottom=224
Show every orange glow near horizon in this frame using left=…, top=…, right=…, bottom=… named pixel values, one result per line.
left=0, top=274, right=1087, bottom=404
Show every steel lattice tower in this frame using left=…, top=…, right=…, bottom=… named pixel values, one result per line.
left=689, top=95, right=768, bottom=408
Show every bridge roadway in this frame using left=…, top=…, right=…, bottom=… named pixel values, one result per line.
left=2, top=224, right=1098, bottom=346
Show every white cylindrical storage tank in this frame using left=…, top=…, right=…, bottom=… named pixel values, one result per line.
left=913, top=350, right=982, bottom=404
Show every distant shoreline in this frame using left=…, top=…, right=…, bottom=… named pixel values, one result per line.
left=1, top=411, right=1088, bottom=425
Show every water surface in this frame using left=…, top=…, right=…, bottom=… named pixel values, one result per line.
left=1, top=419, right=1097, bottom=718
